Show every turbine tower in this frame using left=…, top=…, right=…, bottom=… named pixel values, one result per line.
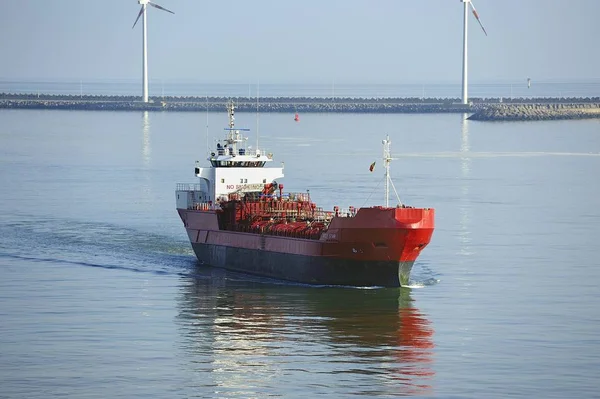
left=132, top=0, right=174, bottom=103
left=460, top=0, right=487, bottom=105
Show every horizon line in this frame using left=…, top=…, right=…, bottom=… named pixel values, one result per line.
left=1, top=77, right=600, bottom=86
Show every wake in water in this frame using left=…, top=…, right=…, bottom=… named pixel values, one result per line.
left=0, top=214, right=443, bottom=289
left=0, top=215, right=196, bottom=277
left=219, top=260, right=441, bottom=290
left=406, top=262, right=441, bottom=288
left=403, top=279, right=440, bottom=289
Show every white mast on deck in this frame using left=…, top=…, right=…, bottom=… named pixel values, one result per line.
left=131, top=0, right=174, bottom=103
left=382, top=135, right=402, bottom=208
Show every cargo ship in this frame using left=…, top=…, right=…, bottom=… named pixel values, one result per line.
left=176, top=101, right=434, bottom=287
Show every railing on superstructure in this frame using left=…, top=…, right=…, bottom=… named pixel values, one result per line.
left=212, top=147, right=271, bottom=158
left=176, top=183, right=215, bottom=210
left=176, top=183, right=201, bottom=191
left=333, top=206, right=358, bottom=218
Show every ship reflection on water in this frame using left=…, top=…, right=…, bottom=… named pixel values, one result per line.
left=177, top=271, right=435, bottom=396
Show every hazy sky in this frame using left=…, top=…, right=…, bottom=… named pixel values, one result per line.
left=1, top=0, right=599, bottom=84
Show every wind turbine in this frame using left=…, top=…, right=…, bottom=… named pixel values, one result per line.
left=132, top=0, right=174, bottom=103
left=460, top=0, right=487, bottom=105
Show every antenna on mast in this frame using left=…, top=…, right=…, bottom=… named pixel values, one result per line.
left=256, top=80, right=260, bottom=152
left=205, top=94, right=209, bottom=156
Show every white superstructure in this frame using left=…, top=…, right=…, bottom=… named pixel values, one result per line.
left=176, top=101, right=284, bottom=209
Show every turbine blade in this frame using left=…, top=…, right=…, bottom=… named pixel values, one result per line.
left=132, top=6, right=144, bottom=29
left=148, top=2, right=174, bottom=14
left=469, top=2, right=488, bottom=36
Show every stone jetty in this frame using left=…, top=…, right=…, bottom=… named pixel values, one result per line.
left=467, top=103, right=600, bottom=121
left=1, top=93, right=600, bottom=121
left=0, top=93, right=475, bottom=113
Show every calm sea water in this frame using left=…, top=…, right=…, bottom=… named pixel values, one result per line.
left=1, top=107, right=599, bottom=398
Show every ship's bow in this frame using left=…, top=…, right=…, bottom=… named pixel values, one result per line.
left=324, top=206, right=435, bottom=287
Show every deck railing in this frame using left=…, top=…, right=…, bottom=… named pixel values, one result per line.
left=176, top=183, right=202, bottom=191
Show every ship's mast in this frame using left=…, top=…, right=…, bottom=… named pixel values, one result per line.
left=382, top=135, right=402, bottom=208
left=256, top=81, right=260, bottom=152
left=383, top=135, right=391, bottom=207
left=228, top=100, right=235, bottom=130
left=226, top=100, right=237, bottom=154
left=224, top=100, right=249, bottom=155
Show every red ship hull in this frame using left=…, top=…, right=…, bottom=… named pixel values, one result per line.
left=178, top=206, right=434, bottom=287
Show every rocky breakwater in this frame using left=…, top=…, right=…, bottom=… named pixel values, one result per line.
left=468, top=103, right=600, bottom=121
left=3, top=94, right=600, bottom=120
left=0, top=94, right=474, bottom=113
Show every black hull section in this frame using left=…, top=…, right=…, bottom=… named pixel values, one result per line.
left=191, top=242, right=414, bottom=287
